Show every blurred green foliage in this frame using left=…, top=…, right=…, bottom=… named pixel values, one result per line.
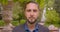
left=0, top=20, right=5, bottom=26
left=45, top=9, right=60, bottom=27
left=0, top=19, right=26, bottom=26
left=0, top=0, right=60, bottom=27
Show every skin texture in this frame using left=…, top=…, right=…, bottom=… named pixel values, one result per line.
left=25, top=3, right=39, bottom=31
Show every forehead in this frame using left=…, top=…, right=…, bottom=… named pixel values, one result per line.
left=26, top=3, right=38, bottom=9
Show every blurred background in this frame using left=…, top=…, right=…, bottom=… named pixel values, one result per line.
left=0, top=0, right=60, bottom=32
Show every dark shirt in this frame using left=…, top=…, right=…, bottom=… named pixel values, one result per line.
left=24, top=23, right=39, bottom=32
left=12, top=23, right=49, bottom=32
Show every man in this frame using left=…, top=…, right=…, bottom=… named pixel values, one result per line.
left=12, top=1, right=49, bottom=32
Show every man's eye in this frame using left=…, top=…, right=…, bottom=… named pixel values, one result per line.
left=33, top=10, right=37, bottom=12
left=27, top=9, right=31, bottom=12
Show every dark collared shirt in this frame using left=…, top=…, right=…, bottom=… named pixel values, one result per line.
left=24, top=23, right=39, bottom=32
left=12, top=23, right=49, bottom=32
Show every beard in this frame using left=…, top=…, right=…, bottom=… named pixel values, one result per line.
left=27, top=17, right=37, bottom=24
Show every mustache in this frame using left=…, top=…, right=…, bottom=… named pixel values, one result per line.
left=29, top=16, right=35, bottom=19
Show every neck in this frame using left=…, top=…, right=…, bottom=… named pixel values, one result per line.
left=27, top=22, right=36, bottom=31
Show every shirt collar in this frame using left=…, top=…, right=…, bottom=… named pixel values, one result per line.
left=24, top=23, right=39, bottom=31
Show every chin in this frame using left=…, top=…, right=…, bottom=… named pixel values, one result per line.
left=29, top=20, right=35, bottom=22
left=28, top=20, right=36, bottom=24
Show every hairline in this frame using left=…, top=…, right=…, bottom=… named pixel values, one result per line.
left=24, top=1, right=40, bottom=11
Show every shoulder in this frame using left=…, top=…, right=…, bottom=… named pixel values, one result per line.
left=12, top=24, right=25, bottom=32
left=38, top=24, right=49, bottom=32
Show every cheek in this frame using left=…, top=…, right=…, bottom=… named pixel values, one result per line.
left=34, top=12, right=39, bottom=18
left=25, top=12, right=30, bottom=17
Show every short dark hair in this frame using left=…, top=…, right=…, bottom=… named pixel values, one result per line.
left=24, top=1, right=40, bottom=11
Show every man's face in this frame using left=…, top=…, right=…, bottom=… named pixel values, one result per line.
left=25, top=3, right=39, bottom=24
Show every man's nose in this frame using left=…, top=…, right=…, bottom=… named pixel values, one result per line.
left=30, top=10, right=34, bottom=16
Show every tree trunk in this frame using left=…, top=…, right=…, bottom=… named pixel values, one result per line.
left=2, top=0, right=13, bottom=25
left=2, top=0, right=14, bottom=32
